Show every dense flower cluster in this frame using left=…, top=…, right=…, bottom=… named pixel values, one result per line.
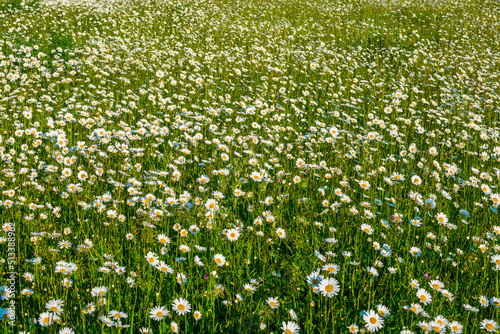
left=0, top=0, right=500, bottom=333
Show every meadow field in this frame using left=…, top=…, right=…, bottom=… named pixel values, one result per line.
left=1, top=0, right=500, bottom=332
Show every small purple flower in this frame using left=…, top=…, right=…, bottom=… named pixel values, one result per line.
left=203, top=274, right=209, bottom=279
left=276, top=178, right=281, bottom=182
left=391, top=216, right=395, bottom=221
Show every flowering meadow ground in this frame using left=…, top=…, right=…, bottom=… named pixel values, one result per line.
left=1, top=0, right=500, bottom=332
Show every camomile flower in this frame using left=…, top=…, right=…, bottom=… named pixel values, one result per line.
left=250, top=171, right=263, bottom=182
left=61, top=168, right=72, bottom=178
left=226, top=228, right=240, bottom=242
left=417, top=321, right=430, bottom=331
left=194, top=255, right=204, bottom=267
left=150, top=306, right=169, bottom=321
left=358, top=180, right=371, bottom=190
left=23, top=272, right=34, bottom=282
left=367, top=267, right=379, bottom=277
left=281, top=321, right=300, bottom=334
left=376, top=304, right=390, bottom=318
left=427, top=322, right=445, bottom=334
left=157, top=234, right=171, bottom=245
left=109, top=310, right=127, bottom=320
left=434, top=315, right=448, bottom=327
left=411, top=175, right=422, bottom=186
left=361, top=224, right=374, bottom=235
left=347, top=323, right=359, bottom=333
left=172, top=297, right=191, bottom=315
left=409, top=247, right=422, bottom=257
left=171, top=321, right=179, bottom=333
left=77, top=171, right=88, bottom=181
left=490, top=254, right=500, bottom=266
left=45, top=299, right=64, bottom=315
left=416, top=288, right=432, bottom=305
left=318, top=277, right=340, bottom=297
left=266, top=297, right=280, bottom=309
left=179, top=244, right=191, bottom=253
left=243, top=284, right=256, bottom=293
left=156, top=261, right=173, bottom=274
left=363, top=310, right=384, bottom=332
left=441, top=289, right=454, bottom=301
left=448, top=321, right=463, bottom=333
left=38, top=312, right=57, bottom=327
left=214, top=284, right=225, bottom=296
left=193, top=311, right=202, bottom=321
left=276, top=228, right=287, bottom=239
left=491, top=297, right=500, bottom=308
left=322, top=263, right=340, bottom=275
left=429, top=280, right=444, bottom=291
left=214, top=254, right=226, bottom=266
left=436, top=213, right=448, bottom=225
left=176, top=272, right=188, bottom=285
left=480, top=319, right=499, bottom=332
left=91, top=286, right=108, bottom=297
left=145, top=252, right=159, bottom=266
left=479, top=296, right=490, bottom=308
left=83, top=303, right=95, bottom=315
left=59, top=327, right=75, bottom=334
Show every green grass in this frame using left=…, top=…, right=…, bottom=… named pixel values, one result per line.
left=0, top=0, right=500, bottom=333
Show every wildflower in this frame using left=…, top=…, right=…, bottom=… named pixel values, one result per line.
left=416, top=288, right=432, bottom=305
left=266, top=297, right=280, bottom=309
left=363, top=310, right=384, bottom=332
left=281, top=321, right=300, bottom=334
left=172, top=298, right=191, bottom=315
left=276, top=228, right=287, bottom=239
left=480, top=319, right=499, bottom=332
left=318, top=277, right=340, bottom=297
left=150, top=306, right=169, bottom=321
left=214, top=254, right=226, bottom=266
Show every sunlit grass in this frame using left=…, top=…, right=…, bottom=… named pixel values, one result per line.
left=0, top=0, right=500, bottom=333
